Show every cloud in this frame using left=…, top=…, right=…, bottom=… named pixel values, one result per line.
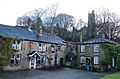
left=0, top=0, right=120, bottom=25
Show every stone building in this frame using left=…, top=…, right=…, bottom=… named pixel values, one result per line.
left=0, top=24, right=66, bottom=70
left=78, top=38, right=116, bottom=71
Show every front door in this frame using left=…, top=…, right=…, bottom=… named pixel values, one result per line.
left=29, top=56, right=36, bottom=69
left=60, top=58, right=63, bottom=66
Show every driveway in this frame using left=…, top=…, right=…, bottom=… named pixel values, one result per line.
left=0, top=68, right=107, bottom=79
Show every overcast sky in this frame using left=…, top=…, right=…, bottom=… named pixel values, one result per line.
left=0, top=0, right=120, bottom=25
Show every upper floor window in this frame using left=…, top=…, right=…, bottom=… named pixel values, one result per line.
left=39, top=43, right=46, bottom=52
left=57, top=46, right=61, bottom=51
left=17, top=40, right=20, bottom=44
left=94, top=44, right=99, bottom=52
left=51, top=45, right=55, bottom=52
left=39, top=43, right=41, bottom=47
left=81, top=45, right=85, bottom=52
left=12, top=40, right=21, bottom=50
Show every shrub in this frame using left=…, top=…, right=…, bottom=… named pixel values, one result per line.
left=0, top=36, right=14, bottom=68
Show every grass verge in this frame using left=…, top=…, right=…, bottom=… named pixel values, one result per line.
left=101, top=72, right=120, bottom=79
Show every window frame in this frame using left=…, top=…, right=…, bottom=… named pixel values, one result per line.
left=10, top=55, right=16, bottom=64
left=10, top=54, right=21, bottom=65
left=93, top=56, right=99, bottom=65
left=80, top=45, right=85, bottom=53
left=93, top=44, right=100, bottom=53
left=39, top=43, right=46, bottom=52
left=12, top=40, right=21, bottom=50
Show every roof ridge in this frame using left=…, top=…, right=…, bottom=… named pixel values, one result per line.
left=81, top=37, right=116, bottom=44
left=0, top=24, right=29, bottom=30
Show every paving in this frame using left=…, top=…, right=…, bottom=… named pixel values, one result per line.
left=0, top=68, right=107, bottom=79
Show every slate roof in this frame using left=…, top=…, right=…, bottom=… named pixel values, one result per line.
left=80, top=37, right=116, bottom=44
left=0, top=24, right=64, bottom=44
left=40, top=33, right=65, bottom=44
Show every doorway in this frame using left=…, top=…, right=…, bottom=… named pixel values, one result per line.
left=60, top=58, right=63, bottom=66
left=29, top=56, right=36, bottom=69
left=29, top=51, right=41, bottom=69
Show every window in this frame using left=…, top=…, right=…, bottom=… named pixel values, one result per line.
left=80, top=56, right=85, bottom=63
left=57, top=46, right=61, bottom=51
left=17, top=44, right=21, bottom=50
left=16, top=54, right=21, bottom=64
left=13, top=41, right=16, bottom=44
left=51, top=45, right=55, bottom=52
left=94, top=44, right=99, bottom=52
left=12, top=40, right=21, bottom=50
left=39, top=43, right=46, bottom=52
left=10, top=55, right=15, bottom=64
left=39, top=43, right=42, bottom=51
left=38, top=56, right=46, bottom=64
left=36, top=58, right=41, bottom=64
left=81, top=45, right=85, bottom=52
left=94, top=56, right=99, bottom=64
left=17, top=40, right=20, bottom=44
left=39, top=43, right=41, bottom=47
left=10, top=54, right=21, bottom=64
left=43, top=44, right=46, bottom=51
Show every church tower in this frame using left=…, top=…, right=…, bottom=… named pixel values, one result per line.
left=87, top=10, right=96, bottom=39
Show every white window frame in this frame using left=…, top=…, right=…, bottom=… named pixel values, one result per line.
left=16, top=54, right=21, bottom=61
left=10, top=54, right=21, bottom=64
left=51, top=45, right=55, bottom=52
left=39, top=43, right=46, bottom=52
left=81, top=45, right=85, bottom=52
left=94, top=56, right=99, bottom=64
left=40, top=56, right=46, bottom=64
left=94, top=44, right=99, bottom=52
left=17, top=44, right=21, bottom=50
left=12, top=40, right=21, bottom=50
left=10, top=55, right=16, bottom=64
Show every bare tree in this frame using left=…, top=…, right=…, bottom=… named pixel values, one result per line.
left=16, top=7, right=50, bottom=34
left=43, top=3, right=59, bottom=33
left=96, top=9, right=120, bottom=40
left=76, top=19, right=86, bottom=30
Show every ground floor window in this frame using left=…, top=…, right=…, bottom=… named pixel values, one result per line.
left=10, top=54, right=21, bottom=65
left=94, top=56, right=99, bottom=64
left=80, top=56, right=85, bottom=63
left=36, top=56, right=46, bottom=64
